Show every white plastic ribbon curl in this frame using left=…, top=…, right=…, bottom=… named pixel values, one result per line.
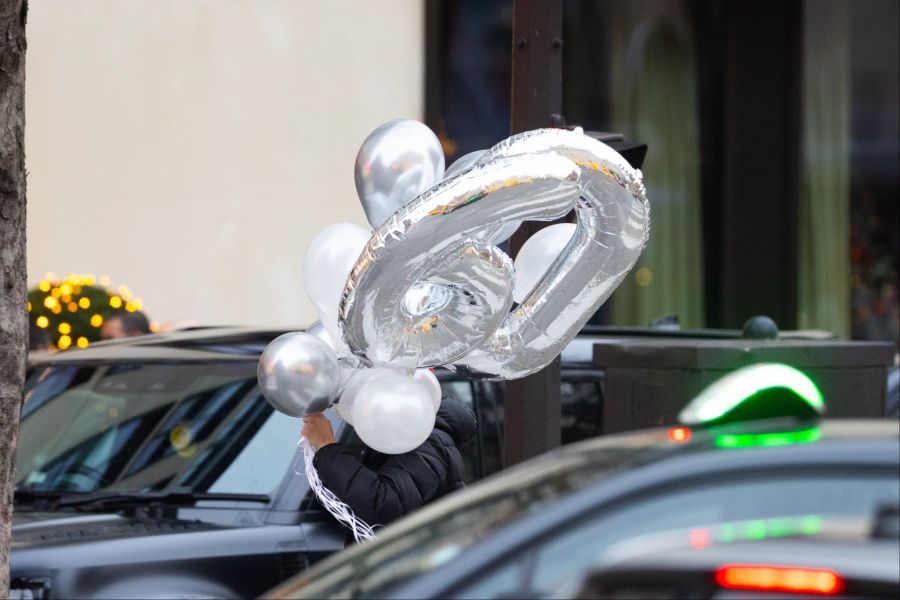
left=339, top=128, right=649, bottom=379
left=297, top=435, right=377, bottom=543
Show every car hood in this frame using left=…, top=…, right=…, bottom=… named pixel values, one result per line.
left=10, top=508, right=288, bottom=572
left=12, top=510, right=220, bottom=549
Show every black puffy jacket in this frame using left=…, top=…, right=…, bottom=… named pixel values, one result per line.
left=313, top=396, right=477, bottom=527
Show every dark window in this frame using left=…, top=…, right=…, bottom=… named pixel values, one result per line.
left=450, top=471, right=900, bottom=599
left=16, top=362, right=301, bottom=496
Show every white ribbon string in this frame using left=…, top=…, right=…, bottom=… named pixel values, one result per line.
left=296, top=436, right=377, bottom=543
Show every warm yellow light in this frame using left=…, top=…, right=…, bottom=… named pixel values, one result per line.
left=58, top=335, right=72, bottom=350
left=118, top=284, right=130, bottom=295
left=73, top=285, right=82, bottom=294
left=38, top=280, right=51, bottom=292
left=85, top=275, right=96, bottom=285
left=109, top=296, right=123, bottom=309
left=76, top=337, right=89, bottom=349
left=78, top=297, right=91, bottom=309
left=27, top=301, right=32, bottom=312
left=51, top=305, right=62, bottom=314
left=36, top=316, right=49, bottom=328
left=125, top=301, right=136, bottom=313
left=60, top=283, right=73, bottom=296
left=58, top=322, right=71, bottom=335
left=133, top=299, right=143, bottom=310
left=50, top=287, right=62, bottom=299
left=43, top=296, right=58, bottom=309
left=99, top=275, right=111, bottom=286
left=90, top=314, right=104, bottom=327
left=61, top=294, right=72, bottom=303
left=67, top=302, right=78, bottom=312
left=149, top=321, right=160, bottom=333
left=635, top=267, right=653, bottom=287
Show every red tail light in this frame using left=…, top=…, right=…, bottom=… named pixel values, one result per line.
left=715, top=564, right=843, bottom=595
left=668, top=427, right=692, bottom=443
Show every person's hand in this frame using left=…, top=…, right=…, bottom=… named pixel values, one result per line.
left=302, top=413, right=337, bottom=450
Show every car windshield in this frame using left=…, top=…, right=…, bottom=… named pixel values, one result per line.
left=16, top=361, right=300, bottom=497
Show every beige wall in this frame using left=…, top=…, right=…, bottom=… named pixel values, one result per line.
left=26, top=0, right=424, bottom=328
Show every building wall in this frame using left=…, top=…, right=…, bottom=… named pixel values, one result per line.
left=26, top=0, right=424, bottom=328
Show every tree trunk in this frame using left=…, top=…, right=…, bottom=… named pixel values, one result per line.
left=0, top=0, right=27, bottom=594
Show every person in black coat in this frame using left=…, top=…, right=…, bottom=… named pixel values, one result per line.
left=301, top=396, right=476, bottom=527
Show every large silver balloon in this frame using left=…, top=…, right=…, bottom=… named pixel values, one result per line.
left=354, top=119, right=446, bottom=229
left=339, top=128, right=649, bottom=378
left=257, top=332, right=341, bottom=417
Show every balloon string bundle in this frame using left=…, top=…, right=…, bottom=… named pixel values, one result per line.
left=296, top=436, right=377, bottom=543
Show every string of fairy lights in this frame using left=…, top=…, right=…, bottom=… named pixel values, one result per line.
left=27, top=272, right=155, bottom=351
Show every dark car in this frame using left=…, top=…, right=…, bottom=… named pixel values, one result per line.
left=10, top=326, right=612, bottom=599
left=567, top=520, right=899, bottom=599
left=267, top=402, right=899, bottom=600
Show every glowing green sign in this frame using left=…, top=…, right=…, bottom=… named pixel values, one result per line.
left=679, top=363, right=825, bottom=426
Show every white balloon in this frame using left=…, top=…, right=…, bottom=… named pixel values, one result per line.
left=413, top=369, right=442, bottom=411
left=335, top=367, right=397, bottom=425
left=306, top=320, right=335, bottom=350
left=353, top=374, right=436, bottom=454
left=512, top=223, right=577, bottom=304
left=302, top=223, right=371, bottom=346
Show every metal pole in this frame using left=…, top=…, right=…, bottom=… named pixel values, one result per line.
left=503, top=0, right=563, bottom=467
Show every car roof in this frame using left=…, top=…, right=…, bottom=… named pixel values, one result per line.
left=27, top=326, right=293, bottom=365
left=31, top=324, right=787, bottom=366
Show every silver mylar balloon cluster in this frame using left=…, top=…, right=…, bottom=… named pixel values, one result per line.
left=258, top=119, right=650, bottom=453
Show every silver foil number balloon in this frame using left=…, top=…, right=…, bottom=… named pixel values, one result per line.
left=257, top=332, right=341, bottom=417
left=339, top=128, right=649, bottom=378
left=354, top=119, right=446, bottom=229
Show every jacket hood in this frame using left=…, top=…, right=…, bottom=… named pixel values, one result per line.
left=434, top=396, right=477, bottom=446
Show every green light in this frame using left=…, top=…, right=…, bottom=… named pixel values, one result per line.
left=718, top=523, right=737, bottom=543
left=766, top=517, right=791, bottom=538
left=714, top=515, right=823, bottom=545
left=744, top=520, right=768, bottom=540
left=714, top=427, right=821, bottom=449
left=679, top=363, right=825, bottom=425
left=801, top=515, right=822, bottom=535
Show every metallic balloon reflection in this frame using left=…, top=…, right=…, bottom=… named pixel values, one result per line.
left=257, top=332, right=341, bottom=417
left=355, top=119, right=446, bottom=229
left=340, top=128, right=649, bottom=379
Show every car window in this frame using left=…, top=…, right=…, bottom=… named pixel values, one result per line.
left=451, top=471, right=900, bottom=599
left=16, top=362, right=302, bottom=497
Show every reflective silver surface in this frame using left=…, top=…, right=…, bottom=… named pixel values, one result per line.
left=340, top=127, right=649, bottom=378
left=354, top=119, right=446, bottom=228
left=257, top=332, right=341, bottom=417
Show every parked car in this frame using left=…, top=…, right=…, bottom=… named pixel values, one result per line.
left=10, top=325, right=610, bottom=599
left=266, top=383, right=900, bottom=599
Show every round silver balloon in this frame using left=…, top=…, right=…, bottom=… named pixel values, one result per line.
left=257, top=332, right=341, bottom=417
left=340, top=128, right=649, bottom=378
left=354, top=119, right=446, bottom=229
